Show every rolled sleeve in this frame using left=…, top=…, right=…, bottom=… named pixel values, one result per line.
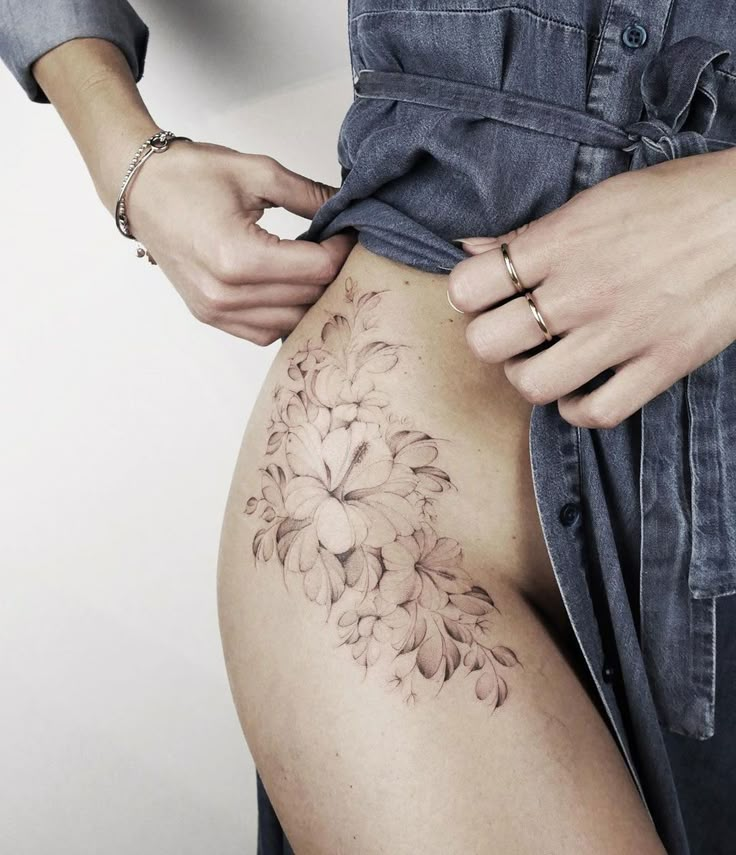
left=0, top=0, right=149, bottom=103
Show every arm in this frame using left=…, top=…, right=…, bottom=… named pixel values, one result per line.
left=0, top=0, right=148, bottom=103
left=0, top=0, right=155, bottom=210
left=1, top=4, right=356, bottom=345
left=30, top=36, right=161, bottom=214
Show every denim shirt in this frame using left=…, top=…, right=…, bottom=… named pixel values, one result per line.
left=0, top=0, right=148, bottom=103
left=296, top=6, right=736, bottom=851
left=3, top=3, right=736, bottom=853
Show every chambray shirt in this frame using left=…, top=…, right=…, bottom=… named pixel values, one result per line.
left=3, top=3, right=736, bottom=854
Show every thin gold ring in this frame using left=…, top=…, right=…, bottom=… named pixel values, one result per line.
left=525, top=292, right=554, bottom=342
left=446, top=289, right=465, bottom=314
left=500, top=242, right=526, bottom=295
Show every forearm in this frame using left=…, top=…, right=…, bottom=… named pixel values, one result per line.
left=31, top=37, right=162, bottom=215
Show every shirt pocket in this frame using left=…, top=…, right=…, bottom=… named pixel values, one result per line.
left=338, top=1, right=592, bottom=243
left=348, top=1, right=590, bottom=101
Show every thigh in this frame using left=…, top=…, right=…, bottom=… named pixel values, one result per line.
left=217, top=243, right=666, bottom=854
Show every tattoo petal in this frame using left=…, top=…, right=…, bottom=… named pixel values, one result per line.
left=246, top=280, right=520, bottom=711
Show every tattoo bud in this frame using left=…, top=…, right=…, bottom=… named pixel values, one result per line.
left=463, top=646, right=486, bottom=672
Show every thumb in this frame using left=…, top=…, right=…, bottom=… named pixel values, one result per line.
left=320, top=228, right=359, bottom=268
left=261, top=158, right=341, bottom=219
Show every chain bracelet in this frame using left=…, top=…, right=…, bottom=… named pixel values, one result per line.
left=114, top=130, right=192, bottom=264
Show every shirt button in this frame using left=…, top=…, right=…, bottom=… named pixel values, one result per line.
left=559, top=502, right=580, bottom=526
left=602, top=663, right=616, bottom=683
left=621, top=22, right=648, bottom=49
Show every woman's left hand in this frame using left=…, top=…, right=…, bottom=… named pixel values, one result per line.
left=447, top=147, right=736, bottom=429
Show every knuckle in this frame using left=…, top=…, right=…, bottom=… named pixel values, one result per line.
left=251, top=153, right=279, bottom=180
left=201, top=284, right=231, bottom=315
left=193, top=305, right=218, bottom=325
left=302, top=283, right=327, bottom=304
left=309, top=258, right=333, bottom=285
left=250, top=328, right=280, bottom=347
left=577, top=400, right=622, bottom=430
left=192, top=294, right=227, bottom=325
left=302, top=178, right=335, bottom=212
left=656, top=336, right=693, bottom=368
left=465, top=323, right=493, bottom=360
left=210, top=247, right=243, bottom=283
left=306, top=251, right=340, bottom=285
left=508, top=364, right=554, bottom=405
left=190, top=303, right=210, bottom=324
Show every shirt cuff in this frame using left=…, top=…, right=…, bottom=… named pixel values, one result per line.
left=0, top=1, right=149, bottom=103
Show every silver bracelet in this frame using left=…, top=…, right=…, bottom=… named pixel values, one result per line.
left=114, top=130, right=192, bottom=264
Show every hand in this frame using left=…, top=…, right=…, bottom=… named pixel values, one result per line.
left=121, top=140, right=356, bottom=344
left=447, top=147, right=736, bottom=429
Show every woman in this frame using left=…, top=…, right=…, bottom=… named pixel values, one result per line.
left=2, top=2, right=735, bottom=853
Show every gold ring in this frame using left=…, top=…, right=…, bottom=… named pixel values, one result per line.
left=525, top=292, right=553, bottom=342
left=500, top=242, right=526, bottom=295
left=446, top=289, right=465, bottom=314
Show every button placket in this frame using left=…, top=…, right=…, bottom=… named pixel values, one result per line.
left=570, top=0, right=673, bottom=195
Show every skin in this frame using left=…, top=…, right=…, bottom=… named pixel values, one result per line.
left=32, top=37, right=356, bottom=345
left=217, top=242, right=668, bottom=853
left=31, top=34, right=712, bottom=851
left=447, top=147, right=736, bottom=429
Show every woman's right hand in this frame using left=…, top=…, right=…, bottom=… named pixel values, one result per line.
left=122, top=139, right=357, bottom=344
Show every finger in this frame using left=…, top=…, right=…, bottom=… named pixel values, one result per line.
left=503, top=323, right=634, bottom=405
left=247, top=154, right=340, bottom=220
left=465, top=287, right=566, bottom=363
left=237, top=304, right=311, bottom=330
left=556, top=353, right=677, bottom=430
left=191, top=294, right=310, bottom=332
left=215, top=321, right=289, bottom=346
left=448, top=222, right=551, bottom=313
left=189, top=276, right=324, bottom=320
left=216, top=226, right=356, bottom=286
left=224, top=281, right=327, bottom=308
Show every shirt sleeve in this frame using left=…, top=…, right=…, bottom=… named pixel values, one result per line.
left=0, top=0, right=149, bottom=103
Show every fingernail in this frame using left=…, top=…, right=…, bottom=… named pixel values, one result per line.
left=453, top=236, right=494, bottom=246
left=450, top=238, right=471, bottom=246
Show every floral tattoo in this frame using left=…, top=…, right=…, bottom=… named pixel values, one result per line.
left=245, top=277, right=521, bottom=711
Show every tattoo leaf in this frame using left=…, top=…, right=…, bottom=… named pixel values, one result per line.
left=267, top=430, right=287, bottom=455
left=443, top=617, right=474, bottom=646
left=463, top=647, right=486, bottom=672
left=355, top=341, right=401, bottom=373
left=497, top=675, right=509, bottom=707
left=245, top=279, right=520, bottom=711
left=416, top=632, right=444, bottom=679
left=491, top=646, right=520, bottom=668
left=449, top=592, right=494, bottom=616
left=475, top=671, right=499, bottom=707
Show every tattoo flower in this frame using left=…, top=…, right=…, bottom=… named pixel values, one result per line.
left=246, top=281, right=521, bottom=712
left=284, top=421, right=419, bottom=554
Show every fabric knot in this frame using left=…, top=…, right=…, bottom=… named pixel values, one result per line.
left=622, top=36, right=731, bottom=170
left=623, top=119, right=709, bottom=168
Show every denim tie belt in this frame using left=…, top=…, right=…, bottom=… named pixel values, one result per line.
left=354, top=35, right=736, bottom=738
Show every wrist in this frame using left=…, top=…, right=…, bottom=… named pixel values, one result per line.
left=94, top=119, right=166, bottom=215
left=33, top=38, right=165, bottom=213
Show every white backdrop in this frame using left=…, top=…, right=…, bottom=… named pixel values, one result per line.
left=0, top=3, right=351, bottom=852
